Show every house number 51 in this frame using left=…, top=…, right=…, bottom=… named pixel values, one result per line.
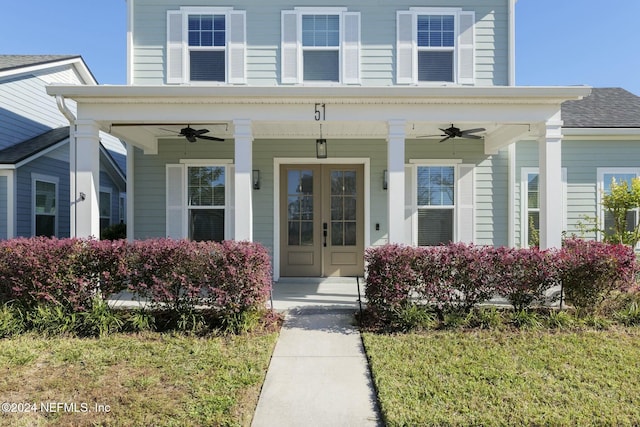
left=314, top=103, right=326, bottom=121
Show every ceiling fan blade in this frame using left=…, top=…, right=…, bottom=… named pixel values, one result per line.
left=460, top=128, right=486, bottom=135
left=462, top=134, right=483, bottom=140
left=194, top=128, right=210, bottom=136
left=197, top=135, right=225, bottom=142
left=439, top=136, right=451, bottom=143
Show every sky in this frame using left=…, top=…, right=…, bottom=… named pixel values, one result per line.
left=1, top=0, right=639, bottom=96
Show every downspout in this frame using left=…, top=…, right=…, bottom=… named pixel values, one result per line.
left=55, top=95, right=78, bottom=237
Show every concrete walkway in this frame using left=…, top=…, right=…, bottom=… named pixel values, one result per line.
left=252, top=278, right=382, bottom=427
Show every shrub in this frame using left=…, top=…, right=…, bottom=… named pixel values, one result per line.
left=0, top=238, right=100, bottom=311
left=364, top=244, right=418, bottom=321
left=0, top=237, right=273, bottom=336
left=492, top=246, right=561, bottom=311
left=558, top=238, right=636, bottom=313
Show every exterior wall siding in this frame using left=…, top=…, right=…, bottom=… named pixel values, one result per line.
left=16, top=153, right=71, bottom=238
left=131, top=0, right=509, bottom=86
left=405, top=139, right=507, bottom=246
left=134, top=135, right=506, bottom=255
left=0, top=66, right=80, bottom=150
left=514, top=138, right=640, bottom=247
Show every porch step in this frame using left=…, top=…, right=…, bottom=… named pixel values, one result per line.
left=270, top=277, right=366, bottom=312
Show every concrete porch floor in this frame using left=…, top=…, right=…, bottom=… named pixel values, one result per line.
left=269, top=277, right=366, bottom=312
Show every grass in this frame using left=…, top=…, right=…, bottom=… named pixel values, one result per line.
left=363, top=328, right=640, bottom=426
left=0, top=331, right=277, bottom=426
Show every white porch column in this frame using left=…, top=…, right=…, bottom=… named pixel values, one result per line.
left=73, top=120, right=101, bottom=238
left=233, top=119, right=253, bottom=241
left=538, top=112, right=563, bottom=249
left=387, top=120, right=406, bottom=244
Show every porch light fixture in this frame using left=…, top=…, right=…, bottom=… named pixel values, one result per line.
left=383, top=170, right=388, bottom=190
left=253, top=170, right=260, bottom=190
left=316, top=124, right=327, bottom=159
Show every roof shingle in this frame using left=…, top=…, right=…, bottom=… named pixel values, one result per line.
left=562, top=88, right=640, bottom=128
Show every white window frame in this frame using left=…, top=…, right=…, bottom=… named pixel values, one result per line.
left=32, top=173, right=58, bottom=237
left=100, top=187, right=112, bottom=230
left=166, top=160, right=234, bottom=240
left=281, top=7, right=360, bottom=85
left=596, top=167, right=640, bottom=243
left=405, top=159, right=476, bottom=246
left=415, top=163, right=457, bottom=246
left=397, top=7, right=475, bottom=85
left=520, top=167, right=567, bottom=248
left=167, top=7, right=246, bottom=85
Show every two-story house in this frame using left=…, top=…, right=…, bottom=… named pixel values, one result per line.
left=47, top=1, right=639, bottom=280
left=0, top=55, right=126, bottom=239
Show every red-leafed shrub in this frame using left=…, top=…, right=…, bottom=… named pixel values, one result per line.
left=0, top=238, right=272, bottom=327
left=0, top=237, right=101, bottom=311
left=364, top=244, right=419, bottom=320
left=492, top=246, right=561, bottom=311
left=365, top=240, right=634, bottom=324
left=558, top=238, right=636, bottom=312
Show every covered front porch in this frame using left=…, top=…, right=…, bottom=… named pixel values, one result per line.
left=47, top=85, right=590, bottom=279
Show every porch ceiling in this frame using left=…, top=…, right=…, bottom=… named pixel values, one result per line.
left=47, top=84, right=591, bottom=154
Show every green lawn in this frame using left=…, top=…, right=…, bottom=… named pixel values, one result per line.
left=363, top=328, right=640, bottom=426
left=0, top=332, right=277, bottom=427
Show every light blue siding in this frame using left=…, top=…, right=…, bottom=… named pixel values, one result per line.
left=134, top=135, right=508, bottom=256
left=132, top=0, right=509, bottom=86
left=515, top=138, right=640, bottom=247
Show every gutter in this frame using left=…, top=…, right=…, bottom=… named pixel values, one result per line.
left=55, top=95, right=79, bottom=238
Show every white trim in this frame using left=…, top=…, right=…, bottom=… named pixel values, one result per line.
left=410, top=162, right=460, bottom=245
left=0, top=57, right=95, bottom=84
left=507, top=0, right=516, bottom=86
left=126, top=143, right=134, bottom=240
left=180, top=158, right=233, bottom=164
left=409, top=7, right=462, bottom=14
left=410, top=158, right=462, bottom=165
left=0, top=170, right=15, bottom=238
left=563, top=128, right=640, bottom=138
left=272, top=157, right=371, bottom=281
left=520, top=167, right=567, bottom=248
left=507, top=143, right=515, bottom=247
left=596, top=167, right=640, bottom=243
left=179, top=6, right=233, bottom=13
left=99, top=187, right=113, bottom=228
left=32, top=173, right=59, bottom=237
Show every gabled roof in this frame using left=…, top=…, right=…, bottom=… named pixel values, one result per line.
left=0, top=54, right=96, bottom=84
left=0, top=126, right=70, bottom=164
left=0, top=127, right=125, bottom=181
left=562, top=88, right=640, bottom=128
left=0, top=55, right=81, bottom=73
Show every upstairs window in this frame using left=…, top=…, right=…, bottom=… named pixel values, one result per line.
left=282, top=8, right=360, bottom=84
left=167, top=8, right=246, bottom=84
left=188, top=14, right=226, bottom=81
left=397, top=8, right=475, bottom=85
left=302, top=15, right=340, bottom=82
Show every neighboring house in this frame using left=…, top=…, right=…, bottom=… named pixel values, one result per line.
left=44, top=1, right=636, bottom=280
left=0, top=55, right=126, bottom=239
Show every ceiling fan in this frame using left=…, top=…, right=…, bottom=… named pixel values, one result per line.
left=419, top=124, right=486, bottom=143
left=174, top=126, right=225, bottom=143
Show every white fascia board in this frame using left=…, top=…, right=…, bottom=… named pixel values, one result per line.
left=563, top=128, right=640, bottom=139
left=45, top=85, right=592, bottom=105
left=0, top=57, right=96, bottom=84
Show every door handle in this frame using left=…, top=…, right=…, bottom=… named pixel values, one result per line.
left=323, top=222, right=327, bottom=247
